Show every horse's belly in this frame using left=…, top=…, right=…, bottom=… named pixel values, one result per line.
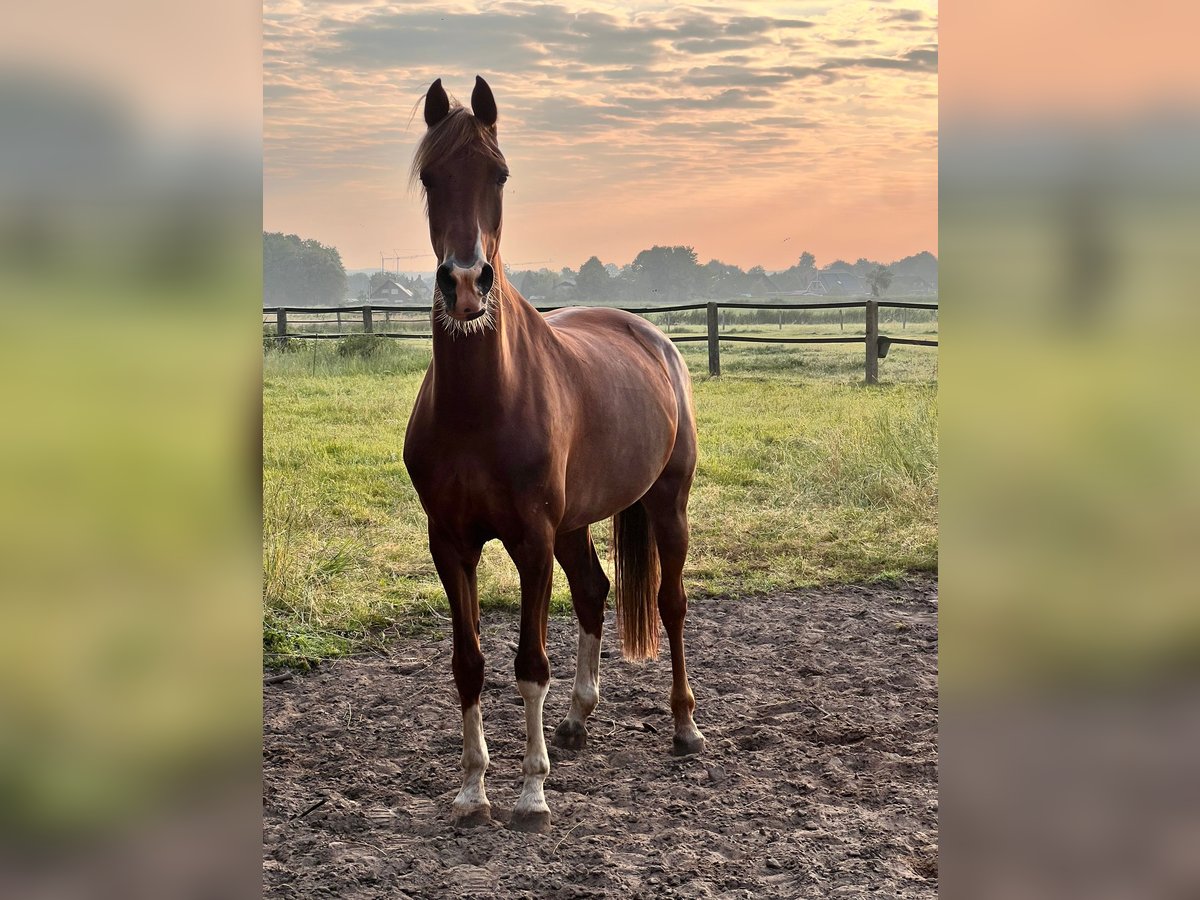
left=559, top=430, right=674, bottom=532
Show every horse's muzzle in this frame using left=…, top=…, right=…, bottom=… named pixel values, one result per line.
left=437, top=261, right=494, bottom=319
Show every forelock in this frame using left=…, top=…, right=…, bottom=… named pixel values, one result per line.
left=410, top=106, right=504, bottom=190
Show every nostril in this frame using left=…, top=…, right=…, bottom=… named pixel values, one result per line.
left=478, top=263, right=495, bottom=296
left=435, top=264, right=456, bottom=300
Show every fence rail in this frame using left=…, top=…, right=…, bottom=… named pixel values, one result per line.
left=263, top=299, right=938, bottom=384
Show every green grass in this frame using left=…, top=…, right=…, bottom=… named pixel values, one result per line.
left=263, top=337, right=937, bottom=666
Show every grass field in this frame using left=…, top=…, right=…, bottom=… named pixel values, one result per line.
left=263, top=332, right=938, bottom=666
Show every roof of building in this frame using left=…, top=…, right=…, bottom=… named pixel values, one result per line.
left=370, top=278, right=414, bottom=298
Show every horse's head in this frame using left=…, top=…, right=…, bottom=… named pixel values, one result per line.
left=414, top=76, right=508, bottom=326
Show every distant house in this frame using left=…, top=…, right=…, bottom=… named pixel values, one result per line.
left=369, top=278, right=414, bottom=300
left=815, top=270, right=867, bottom=295
left=550, top=280, right=578, bottom=303
left=747, top=271, right=780, bottom=297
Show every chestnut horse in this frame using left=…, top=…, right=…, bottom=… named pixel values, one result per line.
left=403, top=77, right=704, bottom=833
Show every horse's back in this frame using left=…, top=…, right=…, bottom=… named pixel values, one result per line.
left=543, top=306, right=690, bottom=391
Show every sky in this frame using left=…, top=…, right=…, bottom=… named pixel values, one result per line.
left=264, top=1, right=937, bottom=272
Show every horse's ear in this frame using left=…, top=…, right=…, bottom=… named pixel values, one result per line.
left=471, top=76, right=497, bottom=128
left=424, top=78, right=450, bottom=127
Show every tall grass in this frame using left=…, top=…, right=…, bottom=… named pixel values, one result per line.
left=263, top=338, right=937, bottom=665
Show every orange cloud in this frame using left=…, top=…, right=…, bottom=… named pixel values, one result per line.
left=264, top=1, right=937, bottom=271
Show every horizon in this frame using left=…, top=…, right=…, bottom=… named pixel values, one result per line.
left=265, top=1, right=938, bottom=271
left=340, top=247, right=938, bottom=280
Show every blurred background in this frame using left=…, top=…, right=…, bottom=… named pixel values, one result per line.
left=942, top=1, right=1200, bottom=897
left=0, top=2, right=262, bottom=898
left=2, top=0, right=1199, bottom=896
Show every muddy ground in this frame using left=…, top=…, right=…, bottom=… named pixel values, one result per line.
left=263, top=579, right=938, bottom=899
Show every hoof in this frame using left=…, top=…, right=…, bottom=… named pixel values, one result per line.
left=672, top=732, right=706, bottom=757
left=552, top=719, right=588, bottom=750
left=508, top=808, right=551, bottom=834
left=451, top=804, right=492, bottom=828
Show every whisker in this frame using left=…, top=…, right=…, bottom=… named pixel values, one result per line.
left=432, top=286, right=497, bottom=338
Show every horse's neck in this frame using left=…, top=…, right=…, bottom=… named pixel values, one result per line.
left=429, top=272, right=548, bottom=408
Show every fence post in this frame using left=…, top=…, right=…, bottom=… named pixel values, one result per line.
left=275, top=308, right=287, bottom=350
left=706, top=302, right=721, bottom=377
left=864, top=299, right=879, bottom=384
left=362, top=306, right=373, bottom=333
left=336, top=310, right=342, bottom=331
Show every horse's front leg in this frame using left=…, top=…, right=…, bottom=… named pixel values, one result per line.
left=505, top=531, right=556, bottom=833
left=428, top=526, right=489, bottom=825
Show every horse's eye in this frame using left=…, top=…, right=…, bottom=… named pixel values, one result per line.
left=497, top=174, right=509, bottom=186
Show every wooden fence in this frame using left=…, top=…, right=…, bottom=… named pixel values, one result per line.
left=262, top=299, right=938, bottom=384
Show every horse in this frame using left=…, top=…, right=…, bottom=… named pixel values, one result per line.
left=402, top=76, right=705, bottom=833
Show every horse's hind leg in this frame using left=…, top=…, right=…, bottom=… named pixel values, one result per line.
left=552, top=527, right=610, bottom=750
left=428, top=526, right=490, bottom=825
left=642, top=477, right=706, bottom=756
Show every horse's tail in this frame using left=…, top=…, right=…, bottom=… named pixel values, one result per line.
left=613, top=501, right=660, bottom=661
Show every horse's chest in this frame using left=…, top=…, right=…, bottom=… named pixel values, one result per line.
left=407, top=439, right=557, bottom=527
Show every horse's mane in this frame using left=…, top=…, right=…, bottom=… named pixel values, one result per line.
left=410, top=105, right=505, bottom=193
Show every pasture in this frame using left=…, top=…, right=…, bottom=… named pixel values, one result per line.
left=263, top=334, right=938, bottom=666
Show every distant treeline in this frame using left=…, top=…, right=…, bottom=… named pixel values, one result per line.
left=266, top=232, right=937, bottom=306
left=507, top=247, right=938, bottom=304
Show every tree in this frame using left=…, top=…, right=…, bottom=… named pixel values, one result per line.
left=514, top=268, right=558, bottom=300
left=774, top=251, right=818, bottom=292
left=867, top=265, right=893, bottom=297
left=575, top=256, right=612, bottom=301
left=700, top=259, right=746, bottom=298
left=346, top=271, right=371, bottom=298
left=890, top=250, right=938, bottom=289
left=629, top=245, right=701, bottom=303
left=263, top=232, right=346, bottom=305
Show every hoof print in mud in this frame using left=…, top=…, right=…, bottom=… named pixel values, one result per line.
left=508, top=809, right=551, bottom=833
left=552, top=719, right=588, bottom=750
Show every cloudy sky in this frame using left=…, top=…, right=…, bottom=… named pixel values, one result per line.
left=264, top=1, right=937, bottom=272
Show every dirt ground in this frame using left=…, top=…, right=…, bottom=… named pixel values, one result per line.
left=263, top=579, right=938, bottom=899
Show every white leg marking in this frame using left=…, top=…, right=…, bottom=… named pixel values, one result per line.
left=566, top=631, right=601, bottom=726
left=514, top=680, right=550, bottom=815
left=453, top=703, right=490, bottom=815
